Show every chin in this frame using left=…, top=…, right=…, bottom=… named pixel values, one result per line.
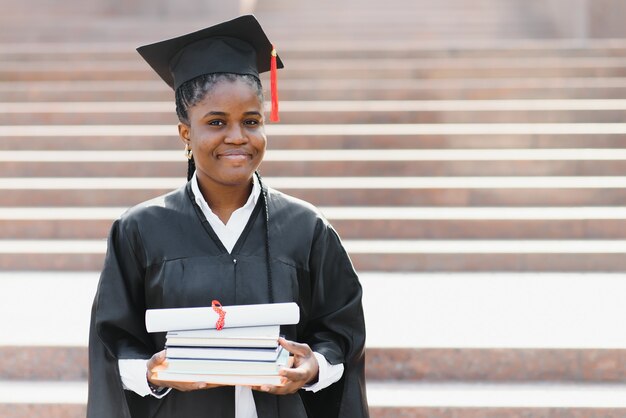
left=197, top=165, right=259, bottom=187
left=218, top=172, right=256, bottom=186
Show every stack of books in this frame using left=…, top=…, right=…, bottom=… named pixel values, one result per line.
left=154, top=325, right=290, bottom=385
left=146, top=302, right=300, bottom=386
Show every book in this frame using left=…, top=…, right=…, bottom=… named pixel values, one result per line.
left=153, top=372, right=284, bottom=386
left=162, top=347, right=290, bottom=375
left=166, top=325, right=280, bottom=348
left=166, top=345, right=283, bottom=361
left=146, top=302, right=300, bottom=333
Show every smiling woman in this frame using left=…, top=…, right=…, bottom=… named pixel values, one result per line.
left=87, top=14, right=368, bottom=418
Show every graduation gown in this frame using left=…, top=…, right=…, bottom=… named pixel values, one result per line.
left=87, top=182, right=369, bottom=418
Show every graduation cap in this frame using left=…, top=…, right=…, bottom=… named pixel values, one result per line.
left=137, top=15, right=284, bottom=122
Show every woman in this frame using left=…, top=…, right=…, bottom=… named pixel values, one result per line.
left=87, top=15, right=368, bottom=418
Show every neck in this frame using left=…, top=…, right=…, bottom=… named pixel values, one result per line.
left=196, top=173, right=254, bottom=224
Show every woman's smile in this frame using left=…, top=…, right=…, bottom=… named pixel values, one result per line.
left=217, top=149, right=251, bottom=161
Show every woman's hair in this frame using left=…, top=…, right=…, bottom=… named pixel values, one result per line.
left=175, top=73, right=264, bottom=181
left=175, top=73, right=264, bottom=125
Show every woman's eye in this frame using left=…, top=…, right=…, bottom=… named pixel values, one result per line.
left=244, top=119, right=260, bottom=126
left=208, top=120, right=225, bottom=126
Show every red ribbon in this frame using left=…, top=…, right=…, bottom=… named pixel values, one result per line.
left=212, top=300, right=226, bottom=330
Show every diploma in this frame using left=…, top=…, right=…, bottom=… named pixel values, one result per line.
left=145, top=302, right=300, bottom=333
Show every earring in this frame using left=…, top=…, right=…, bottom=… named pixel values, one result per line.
left=184, top=144, right=193, bottom=160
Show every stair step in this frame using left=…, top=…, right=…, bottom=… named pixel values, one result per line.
left=2, top=207, right=626, bottom=240
left=3, top=66, right=626, bottom=82
left=2, top=110, right=624, bottom=125
left=2, top=149, right=626, bottom=177
left=2, top=39, right=626, bottom=56
left=2, top=57, right=626, bottom=82
left=9, top=160, right=626, bottom=177
left=2, top=272, right=625, bottom=347
left=7, top=239, right=626, bottom=253
left=2, top=206, right=626, bottom=220
left=2, top=404, right=626, bottom=418
left=0, top=404, right=84, bottom=418
left=4, top=219, right=626, bottom=240
left=372, top=407, right=626, bottom=418
left=4, top=345, right=625, bottom=382
left=4, top=148, right=626, bottom=177
left=3, top=188, right=626, bottom=207
left=0, top=381, right=85, bottom=403
left=4, top=176, right=626, bottom=190
left=5, top=99, right=626, bottom=111
left=3, top=252, right=626, bottom=271
left=2, top=133, right=626, bottom=151
left=367, top=382, right=626, bottom=408
left=2, top=122, right=625, bottom=137
left=4, top=41, right=626, bottom=60
left=2, top=98, right=626, bottom=124
left=4, top=79, right=626, bottom=101
left=3, top=381, right=626, bottom=418
left=6, top=148, right=626, bottom=162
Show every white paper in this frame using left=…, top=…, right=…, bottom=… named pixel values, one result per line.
left=145, top=302, right=300, bottom=333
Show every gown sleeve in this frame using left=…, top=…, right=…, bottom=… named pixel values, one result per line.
left=87, top=217, right=159, bottom=418
left=299, top=220, right=369, bottom=418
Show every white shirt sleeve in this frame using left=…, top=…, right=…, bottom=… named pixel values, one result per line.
left=118, top=359, right=171, bottom=399
left=302, top=352, right=345, bottom=393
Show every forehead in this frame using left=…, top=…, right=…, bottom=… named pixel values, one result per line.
left=190, top=77, right=263, bottom=113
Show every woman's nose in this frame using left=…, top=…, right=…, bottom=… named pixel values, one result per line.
left=224, top=124, right=247, bottom=144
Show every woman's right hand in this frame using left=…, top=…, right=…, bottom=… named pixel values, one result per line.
left=147, top=350, right=223, bottom=392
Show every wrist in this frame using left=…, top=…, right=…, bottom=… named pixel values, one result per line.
left=307, top=356, right=320, bottom=384
left=147, top=373, right=167, bottom=396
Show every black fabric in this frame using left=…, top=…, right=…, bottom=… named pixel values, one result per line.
left=87, top=183, right=369, bottom=418
left=136, top=15, right=284, bottom=90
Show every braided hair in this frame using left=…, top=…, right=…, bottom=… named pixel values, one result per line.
left=175, top=73, right=273, bottom=303
left=255, top=171, right=274, bottom=303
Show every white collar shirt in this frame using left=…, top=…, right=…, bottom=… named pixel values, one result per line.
left=191, top=171, right=261, bottom=254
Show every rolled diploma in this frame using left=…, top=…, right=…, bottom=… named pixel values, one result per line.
left=145, top=302, right=300, bottom=333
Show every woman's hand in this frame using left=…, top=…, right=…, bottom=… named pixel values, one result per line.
left=146, top=350, right=223, bottom=392
left=254, top=337, right=319, bottom=395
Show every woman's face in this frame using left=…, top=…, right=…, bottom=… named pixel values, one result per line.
left=179, top=77, right=266, bottom=189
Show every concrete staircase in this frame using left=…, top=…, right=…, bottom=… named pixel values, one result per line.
left=1, top=0, right=626, bottom=416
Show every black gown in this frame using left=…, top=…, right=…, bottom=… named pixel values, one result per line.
left=87, top=181, right=369, bottom=418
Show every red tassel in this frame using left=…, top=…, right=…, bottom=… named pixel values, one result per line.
left=270, top=45, right=279, bottom=122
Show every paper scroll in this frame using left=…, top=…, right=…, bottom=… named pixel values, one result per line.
left=145, top=302, right=300, bottom=333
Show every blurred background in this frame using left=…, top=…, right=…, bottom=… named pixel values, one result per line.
left=1, top=0, right=626, bottom=417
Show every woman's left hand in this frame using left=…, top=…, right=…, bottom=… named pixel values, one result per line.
left=254, top=337, right=319, bottom=395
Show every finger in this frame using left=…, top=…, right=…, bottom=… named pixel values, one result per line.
left=151, top=380, right=199, bottom=392
left=279, top=367, right=309, bottom=383
left=260, top=380, right=302, bottom=395
left=253, top=379, right=292, bottom=394
left=169, top=382, right=208, bottom=392
left=146, top=350, right=167, bottom=370
left=252, top=384, right=279, bottom=394
left=151, top=379, right=222, bottom=392
left=255, top=384, right=287, bottom=395
left=278, top=338, right=311, bottom=357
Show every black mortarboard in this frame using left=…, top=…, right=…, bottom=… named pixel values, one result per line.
left=137, top=15, right=283, bottom=121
